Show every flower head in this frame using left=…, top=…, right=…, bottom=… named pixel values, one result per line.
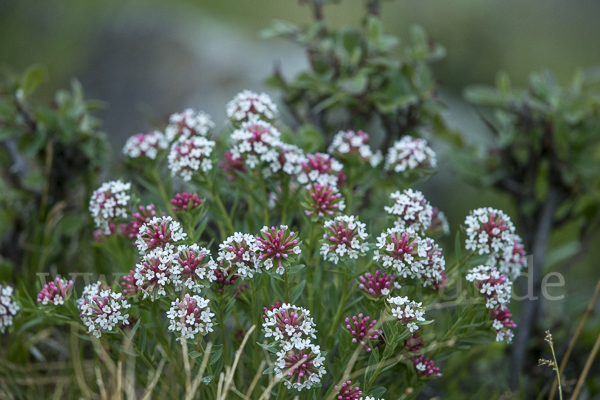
left=168, top=136, right=215, bottom=182
left=229, top=120, right=282, bottom=173
left=303, top=183, right=346, bottom=218
left=413, top=355, right=442, bottom=378
left=122, top=131, right=168, bottom=159
left=387, top=296, right=425, bottom=332
left=134, top=249, right=178, bottom=300
left=490, top=235, right=527, bottom=281
left=466, top=265, right=512, bottom=309
left=173, top=244, right=217, bottom=293
left=89, top=180, right=132, bottom=234
left=417, top=238, right=446, bottom=288
left=217, top=233, right=261, bottom=279
left=373, top=227, right=429, bottom=278
left=262, top=302, right=317, bottom=348
left=78, top=282, right=131, bottom=338
left=256, top=226, right=301, bottom=274
left=334, top=381, right=363, bottom=400
left=165, top=109, right=215, bottom=142
left=126, top=204, right=158, bottom=239
left=275, top=343, right=326, bottom=391
left=297, top=152, right=345, bottom=187
left=464, top=207, right=516, bottom=256
left=273, top=143, right=306, bottom=177
left=384, top=189, right=433, bottom=234
left=37, top=277, right=73, bottom=305
left=358, top=271, right=397, bottom=298
left=226, top=90, right=278, bottom=123
left=0, top=285, right=19, bottom=334
left=167, top=294, right=215, bottom=341
left=171, top=192, right=203, bottom=213
left=320, top=215, right=369, bottom=265
left=328, top=130, right=382, bottom=167
left=491, top=306, right=517, bottom=343
left=135, top=216, right=186, bottom=255
left=385, top=135, right=437, bottom=173
left=345, top=314, right=381, bottom=352
left=121, top=270, right=139, bottom=298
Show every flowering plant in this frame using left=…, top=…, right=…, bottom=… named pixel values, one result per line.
left=0, top=84, right=532, bottom=398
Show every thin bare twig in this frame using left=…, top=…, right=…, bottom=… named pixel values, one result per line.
left=570, top=331, right=600, bottom=400
left=549, top=278, right=600, bottom=399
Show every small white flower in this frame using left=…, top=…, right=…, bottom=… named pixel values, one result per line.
left=89, top=180, right=132, bottom=234
left=384, top=135, right=436, bottom=172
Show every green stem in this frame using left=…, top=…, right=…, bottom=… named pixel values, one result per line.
left=550, top=342, right=563, bottom=400
left=203, top=172, right=235, bottom=235
left=153, top=169, right=177, bottom=219
left=275, top=385, right=288, bottom=400
left=258, top=174, right=270, bottom=226
left=217, top=293, right=229, bottom=365
left=284, top=273, right=290, bottom=303
left=328, top=269, right=350, bottom=338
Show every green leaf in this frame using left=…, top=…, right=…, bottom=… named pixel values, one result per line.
left=20, top=65, right=47, bottom=97
left=290, top=279, right=306, bottom=303
left=463, top=86, right=505, bottom=106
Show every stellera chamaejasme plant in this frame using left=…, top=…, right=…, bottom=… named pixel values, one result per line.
left=1, top=87, right=531, bottom=399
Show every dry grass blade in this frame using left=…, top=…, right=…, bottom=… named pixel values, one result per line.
left=70, top=325, right=93, bottom=399
left=95, top=366, right=108, bottom=400
left=220, top=325, right=257, bottom=400
left=141, top=356, right=167, bottom=400
left=549, top=277, right=600, bottom=400
left=181, top=336, right=192, bottom=393
left=570, top=330, right=600, bottom=400
left=186, top=342, right=213, bottom=400
left=244, top=360, right=266, bottom=399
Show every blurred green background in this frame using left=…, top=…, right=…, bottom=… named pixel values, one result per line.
left=1, top=0, right=600, bottom=394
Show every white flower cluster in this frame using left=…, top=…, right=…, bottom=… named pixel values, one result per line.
left=384, top=135, right=437, bottom=173
left=229, top=120, right=305, bottom=178
left=387, top=296, right=426, bottom=333
left=122, top=131, right=168, bottom=159
left=135, top=216, right=187, bottom=255
left=134, top=216, right=188, bottom=300
left=464, top=207, right=526, bottom=280
left=373, top=228, right=446, bottom=287
left=217, top=232, right=262, bottom=279
left=89, top=180, right=132, bottom=234
left=173, top=244, right=218, bottom=294
left=491, top=236, right=527, bottom=281
left=362, top=397, right=385, bottom=400
left=0, top=285, right=19, bottom=334
left=297, top=152, right=344, bottom=187
left=328, top=130, right=382, bottom=167
left=384, top=189, right=433, bottom=234
left=134, top=248, right=179, bottom=300
left=465, top=208, right=515, bottom=255
left=167, top=293, right=215, bottom=341
left=165, top=109, right=215, bottom=142
left=466, top=265, right=513, bottom=309
left=373, top=227, right=428, bottom=278
left=320, top=215, right=369, bottom=265
left=419, top=238, right=446, bottom=288
left=168, top=136, right=215, bottom=181
left=275, top=344, right=326, bottom=391
left=263, top=303, right=326, bottom=391
left=263, top=303, right=317, bottom=350
left=78, top=282, right=131, bottom=338
left=226, top=90, right=278, bottom=122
